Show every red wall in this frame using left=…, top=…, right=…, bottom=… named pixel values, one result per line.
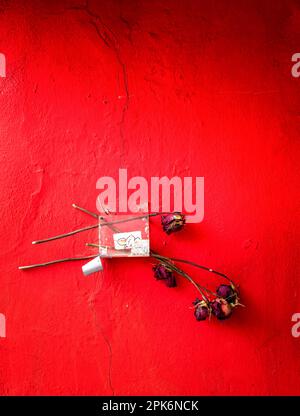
left=0, top=0, right=299, bottom=395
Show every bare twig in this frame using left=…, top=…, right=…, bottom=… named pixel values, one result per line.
left=72, top=203, right=98, bottom=219
left=19, top=254, right=97, bottom=270
left=32, top=224, right=99, bottom=245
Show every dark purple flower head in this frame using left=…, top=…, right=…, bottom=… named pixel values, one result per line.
left=211, top=298, right=232, bottom=320
left=193, top=299, right=210, bottom=321
left=165, top=273, right=177, bottom=287
left=161, top=213, right=185, bottom=235
left=153, top=263, right=176, bottom=287
left=216, top=284, right=237, bottom=303
left=194, top=305, right=209, bottom=321
left=192, top=297, right=201, bottom=306
left=153, top=264, right=170, bottom=280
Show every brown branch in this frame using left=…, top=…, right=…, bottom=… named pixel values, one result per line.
left=19, top=255, right=97, bottom=270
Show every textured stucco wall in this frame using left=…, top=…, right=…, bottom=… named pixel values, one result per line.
left=0, top=0, right=299, bottom=395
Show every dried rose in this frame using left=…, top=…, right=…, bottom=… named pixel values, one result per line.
left=194, top=305, right=209, bottom=321
left=216, top=284, right=237, bottom=304
left=165, top=273, right=177, bottom=287
left=193, top=299, right=210, bottom=321
left=161, top=213, right=185, bottom=235
left=153, top=263, right=176, bottom=287
left=211, top=298, right=232, bottom=320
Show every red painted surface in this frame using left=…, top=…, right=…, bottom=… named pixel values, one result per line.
left=0, top=0, right=299, bottom=395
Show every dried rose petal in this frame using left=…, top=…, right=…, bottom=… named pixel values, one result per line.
left=192, top=297, right=201, bottom=306
left=161, top=213, right=185, bottom=235
left=153, top=263, right=176, bottom=287
left=211, top=298, right=232, bottom=320
left=153, top=264, right=170, bottom=280
left=194, top=305, right=209, bottom=321
left=216, top=284, right=237, bottom=303
left=165, top=274, right=177, bottom=287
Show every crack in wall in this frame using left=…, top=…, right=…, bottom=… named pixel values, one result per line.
left=88, top=274, right=115, bottom=395
left=68, top=1, right=130, bottom=160
left=49, top=1, right=126, bottom=394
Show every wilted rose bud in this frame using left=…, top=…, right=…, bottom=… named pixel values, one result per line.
left=153, top=263, right=176, bottom=287
left=165, top=273, right=177, bottom=287
left=161, top=213, right=185, bottom=235
left=195, top=305, right=209, bottom=321
left=216, top=284, right=237, bottom=303
left=211, top=298, right=232, bottom=320
left=193, top=299, right=210, bottom=321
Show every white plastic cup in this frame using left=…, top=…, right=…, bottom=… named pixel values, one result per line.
left=82, top=256, right=103, bottom=276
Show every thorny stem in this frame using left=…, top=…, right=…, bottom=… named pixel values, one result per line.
left=72, top=203, right=119, bottom=232
left=151, top=253, right=212, bottom=303
left=72, top=203, right=98, bottom=219
left=31, top=211, right=179, bottom=245
left=86, top=243, right=102, bottom=248
left=30, top=219, right=124, bottom=245
left=86, top=243, right=114, bottom=250
left=96, top=212, right=177, bottom=225
left=72, top=204, right=178, bottom=221
left=18, top=255, right=97, bottom=270
left=162, top=256, right=235, bottom=287
left=32, top=224, right=99, bottom=245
